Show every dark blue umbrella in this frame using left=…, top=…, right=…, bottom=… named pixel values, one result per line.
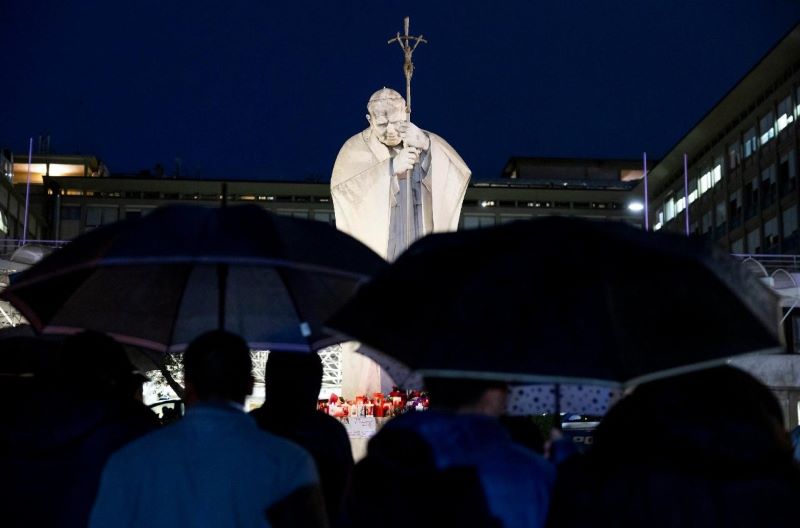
left=2, top=204, right=385, bottom=353
left=328, top=217, right=782, bottom=389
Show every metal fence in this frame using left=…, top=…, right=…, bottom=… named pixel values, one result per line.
left=732, top=254, right=800, bottom=275
left=0, top=238, right=68, bottom=257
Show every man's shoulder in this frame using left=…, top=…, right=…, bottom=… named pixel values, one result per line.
left=104, top=421, right=179, bottom=467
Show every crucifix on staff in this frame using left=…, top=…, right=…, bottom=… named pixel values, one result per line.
left=388, top=17, right=428, bottom=251
left=388, top=16, right=427, bottom=121
left=330, top=16, right=472, bottom=261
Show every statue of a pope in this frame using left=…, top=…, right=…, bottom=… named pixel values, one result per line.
left=331, top=88, right=471, bottom=260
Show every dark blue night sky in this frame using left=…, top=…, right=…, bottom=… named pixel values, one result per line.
left=2, top=1, right=799, bottom=180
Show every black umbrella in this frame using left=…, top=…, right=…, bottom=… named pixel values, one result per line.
left=2, top=204, right=385, bottom=353
left=328, top=217, right=781, bottom=389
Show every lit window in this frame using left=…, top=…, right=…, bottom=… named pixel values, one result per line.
left=653, top=222, right=663, bottom=231
left=676, top=197, right=686, bottom=214
left=762, top=164, right=776, bottom=184
left=760, top=112, right=775, bottom=146
left=796, top=86, right=800, bottom=119
left=712, top=159, right=722, bottom=185
left=699, top=171, right=712, bottom=195
left=728, top=142, right=741, bottom=169
left=778, top=95, right=794, bottom=133
left=665, top=197, right=676, bottom=221
left=744, top=127, right=757, bottom=158
left=688, top=178, right=698, bottom=204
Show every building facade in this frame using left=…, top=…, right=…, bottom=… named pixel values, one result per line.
left=647, top=24, right=800, bottom=255
left=643, top=24, right=800, bottom=427
left=8, top=157, right=645, bottom=242
left=0, top=149, right=50, bottom=246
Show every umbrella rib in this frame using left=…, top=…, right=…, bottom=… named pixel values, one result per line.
left=164, top=264, right=195, bottom=353
left=272, top=266, right=312, bottom=351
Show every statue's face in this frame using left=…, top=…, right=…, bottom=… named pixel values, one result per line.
left=368, top=107, right=406, bottom=148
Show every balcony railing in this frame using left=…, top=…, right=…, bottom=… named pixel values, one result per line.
left=0, top=239, right=68, bottom=258
left=732, top=253, right=800, bottom=274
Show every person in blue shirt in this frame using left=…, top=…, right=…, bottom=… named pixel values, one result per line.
left=89, top=330, right=327, bottom=528
left=350, top=377, right=555, bottom=528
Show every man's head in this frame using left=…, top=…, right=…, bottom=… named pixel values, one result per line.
left=263, top=351, right=323, bottom=412
left=366, top=88, right=407, bottom=148
left=61, top=330, right=147, bottom=400
left=183, top=330, right=253, bottom=405
left=423, top=376, right=509, bottom=417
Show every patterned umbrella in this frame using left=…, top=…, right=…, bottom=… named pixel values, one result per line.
left=2, top=204, right=385, bottom=353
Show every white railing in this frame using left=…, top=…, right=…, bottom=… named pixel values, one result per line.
left=733, top=254, right=800, bottom=275
left=0, top=238, right=68, bottom=258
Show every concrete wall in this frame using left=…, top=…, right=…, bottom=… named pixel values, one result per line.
left=729, top=353, right=800, bottom=428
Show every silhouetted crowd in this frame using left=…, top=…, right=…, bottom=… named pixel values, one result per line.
left=2, top=329, right=800, bottom=527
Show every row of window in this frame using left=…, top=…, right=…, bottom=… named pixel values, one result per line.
left=69, top=205, right=335, bottom=229
left=65, top=187, right=632, bottom=216
left=730, top=88, right=799, bottom=169
left=682, top=206, right=796, bottom=254
left=729, top=206, right=798, bottom=254
left=654, top=85, right=800, bottom=231
left=655, top=160, right=724, bottom=229
left=68, top=203, right=637, bottom=239
left=655, top=148, right=798, bottom=232
left=0, top=182, right=39, bottom=239
left=62, top=189, right=334, bottom=204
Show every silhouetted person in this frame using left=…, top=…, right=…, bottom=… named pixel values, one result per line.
left=544, top=425, right=580, bottom=465
left=90, top=330, right=328, bottom=528
left=350, top=377, right=555, bottom=528
left=158, top=404, right=181, bottom=425
left=0, top=330, right=158, bottom=528
left=498, top=415, right=546, bottom=455
left=251, top=352, right=353, bottom=527
left=791, top=424, right=800, bottom=462
left=547, top=366, right=800, bottom=528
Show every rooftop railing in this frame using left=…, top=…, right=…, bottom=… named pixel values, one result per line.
left=0, top=239, right=68, bottom=258
left=733, top=254, right=800, bottom=275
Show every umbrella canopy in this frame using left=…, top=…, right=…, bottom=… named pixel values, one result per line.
left=2, top=204, right=386, bottom=353
left=328, top=217, right=782, bottom=390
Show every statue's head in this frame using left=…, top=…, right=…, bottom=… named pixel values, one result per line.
left=366, top=88, right=407, bottom=148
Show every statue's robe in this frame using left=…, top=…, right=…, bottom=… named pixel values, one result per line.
left=331, top=127, right=470, bottom=399
left=331, top=127, right=471, bottom=260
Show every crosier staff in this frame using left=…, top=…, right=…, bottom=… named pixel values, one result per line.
left=388, top=17, right=427, bottom=253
